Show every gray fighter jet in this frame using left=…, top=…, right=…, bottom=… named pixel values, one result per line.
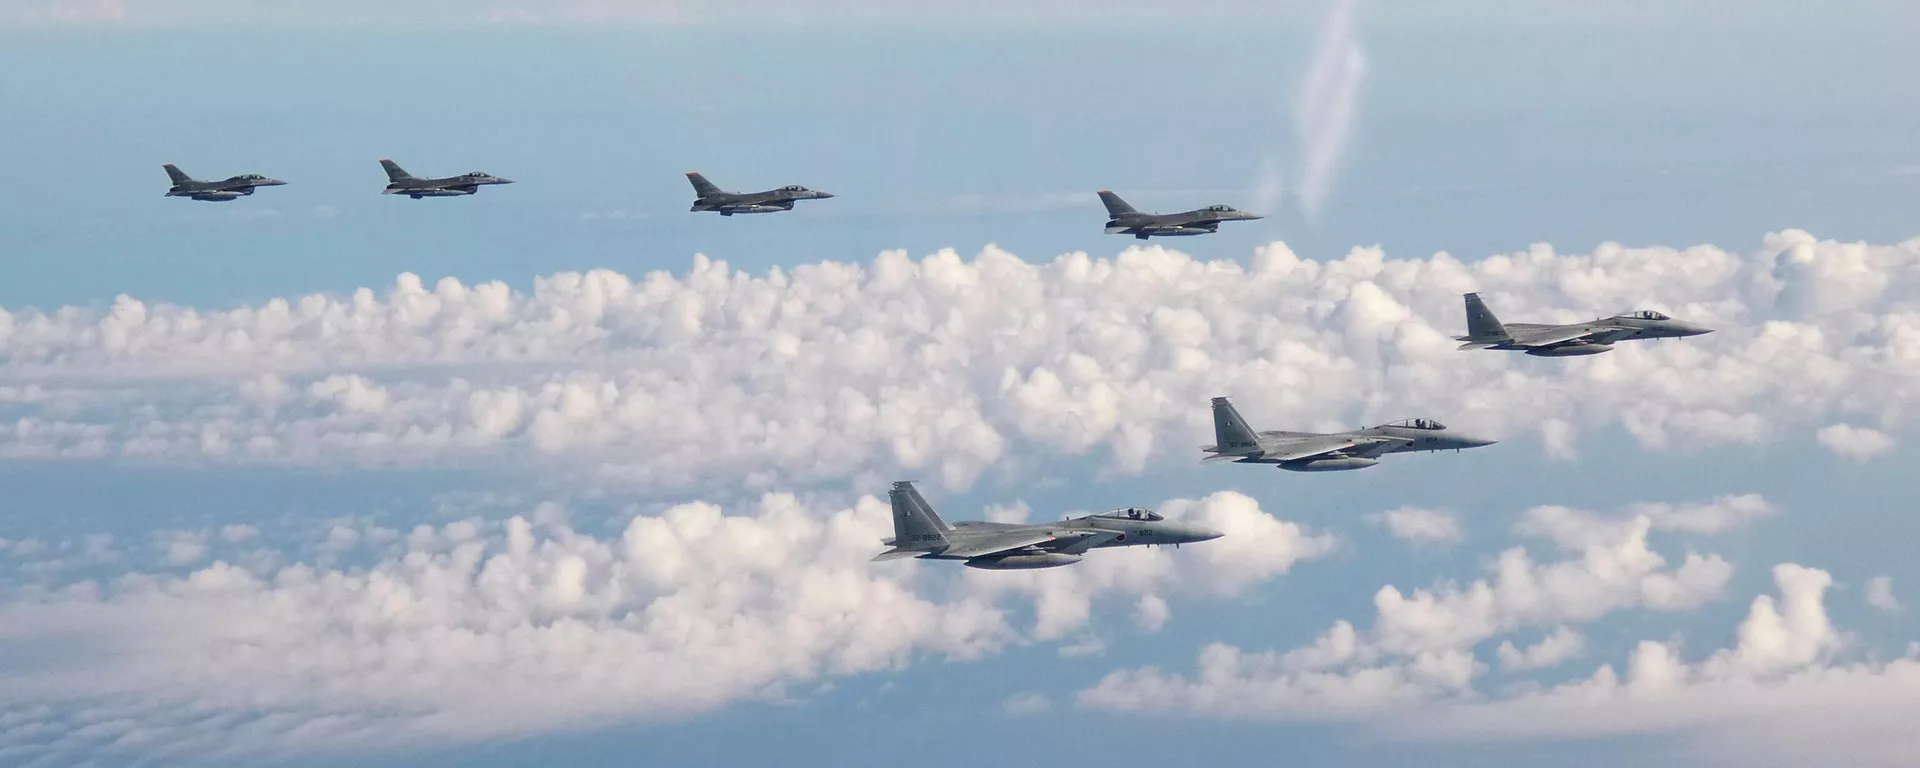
left=380, top=159, right=514, bottom=199
left=1098, top=190, right=1262, bottom=239
left=871, top=481, right=1223, bottom=570
left=162, top=164, right=286, bottom=202
left=1201, top=396, right=1496, bottom=472
left=686, top=172, right=834, bottom=215
left=1454, top=292, right=1713, bottom=357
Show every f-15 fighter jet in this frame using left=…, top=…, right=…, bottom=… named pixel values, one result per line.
left=872, top=481, right=1222, bottom=570
left=1201, top=396, right=1495, bottom=471
left=1454, top=292, right=1712, bottom=356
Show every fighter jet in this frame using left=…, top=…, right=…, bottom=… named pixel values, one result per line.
left=379, top=159, right=514, bottom=199
left=1098, top=190, right=1261, bottom=239
left=686, top=172, right=834, bottom=215
left=871, top=481, right=1223, bottom=570
left=1201, top=396, right=1496, bottom=472
left=1454, top=292, right=1713, bottom=357
left=162, top=164, right=286, bottom=202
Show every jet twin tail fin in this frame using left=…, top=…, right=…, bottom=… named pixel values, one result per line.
left=163, top=164, right=193, bottom=184
left=379, top=159, right=415, bottom=182
left=686, top=172, right=724, bottom=198
left=888, top=481, right=951, bottom=549
left=1209, top=396, right=1262, bottom=454
left=1462, top=292, right=1512, bottom=342
left=1097, top=190, right=1137, bottom=217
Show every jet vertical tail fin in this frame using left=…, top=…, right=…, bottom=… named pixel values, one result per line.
left=380, top=159, right=415, bottom=182
left=686, top=172, right=724, bottom=198
left=1209, top=397, right=1262, bottom=454
left=163, top=164, right=194, bottom=185
left=888, top=481, right=951, bottom=549
left=1097, top=190, right=1137, bottom=217
left=1460, top=292, right=1511, bottom=342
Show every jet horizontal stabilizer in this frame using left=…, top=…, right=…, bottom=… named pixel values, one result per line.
left=871, top=549, right=924, bottom=562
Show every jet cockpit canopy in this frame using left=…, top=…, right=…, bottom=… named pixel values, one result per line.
left=782, top=185, right=808, bottom=192
left=1204, top=204, right=1237, bottom=212
left=1626, top=310, right=1671, bottom=321
left=1385, top=418, right=1447, bottom=430
left=1093, top=508, right=1163, bottom=522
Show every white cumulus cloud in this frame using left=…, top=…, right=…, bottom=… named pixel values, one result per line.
left=1496, top=626, right=1585, bottom=673
left=1816, top=423, right=1897, bottom=461
left=1866, top=575, right=1902, bottom=614
left=1395, top=564, right=1920, bottom=766
left=1078, top=496, right=1744, bottom=719
left=1369, top=507, right=1462, bottom=545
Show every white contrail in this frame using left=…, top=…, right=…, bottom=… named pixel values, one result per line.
left=1292, top=0, right=1367, bottom=219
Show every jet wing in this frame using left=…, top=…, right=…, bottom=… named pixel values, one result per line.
left=1345, top=438, right=1402, bottom=459
left=871, top=548, right=925, bottom=562
left=1258, top=434, right=1393, bottom=462
left=938, top=529, right=1065, bottom=559
left=1050, top=530, right=1125, bottom=555
left=1507, top=324, right=1610, bottom=348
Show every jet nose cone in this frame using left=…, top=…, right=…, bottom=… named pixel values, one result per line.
left=263, top=179, right=288, bottom=186
left=496, top=178, right=516, bottom=184
left=1183, top=524, right=1225, bottom=542
left=815, top=192, right=836, bottom=199
left=1684, top=325, right=1713, bottom=337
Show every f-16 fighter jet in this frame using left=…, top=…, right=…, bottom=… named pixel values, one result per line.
left=686, top=172, right=834, bottom=215
left=1098, top=190, right=1261, bottom=239
left=871, top=481, right=1223, bottom=570
left=1454, top=292, right=1713, bottom=356
left=379, top=159, right=514, bottom=198
left=1201, top=396, right=1495, bottom=472
left=162, top=164, right=286, bottom=201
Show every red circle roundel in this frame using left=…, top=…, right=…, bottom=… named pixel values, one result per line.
left=1115, top=533, right=1127, bottom=542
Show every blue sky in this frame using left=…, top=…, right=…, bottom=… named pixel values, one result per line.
left=3, top=3, right=1920, bottom=766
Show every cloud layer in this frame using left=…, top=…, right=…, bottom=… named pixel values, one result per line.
left=1078, top=494, right=1920, bottom=765
left=1079, top=496, right=1741, bottom=719
left=0, top=490, right=1323, bottom=764
left=1, top=231, right=1916, bottom=493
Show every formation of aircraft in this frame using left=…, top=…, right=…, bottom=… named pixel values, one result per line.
left=1098, top=190, right=1263, bottom=239
left=154, top=161, right=1719, bottom=573
left=871, top=481, right=1222, bottom=569
left=158, top=164, right=1278, bottom=239
left=873, top=296, right=1713, bottom=567
left=1454, top=292, right=1713, bottom=356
